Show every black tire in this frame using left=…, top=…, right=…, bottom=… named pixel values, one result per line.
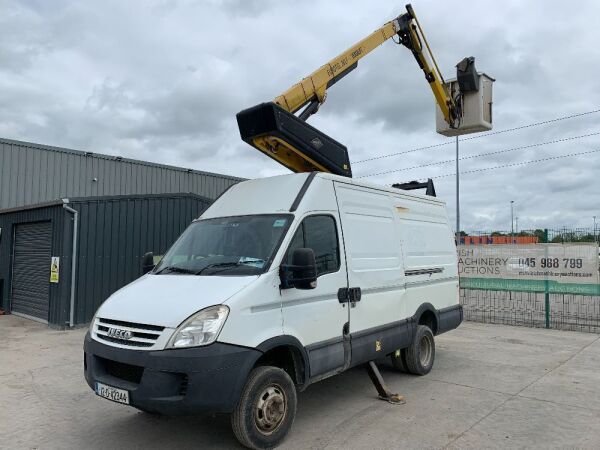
left=135, top=406, right=161, bottom=415
left=405, top=325, right=435, bottom=376
left=231, top=366, right=297, bottom=449
left=390, top=348, right=409, bottom=372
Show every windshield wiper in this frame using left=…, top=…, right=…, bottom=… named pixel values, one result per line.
left=196, top=262, right=242, bottom=275
left=154, top=265, right=196, bottom=275
left=196, top=259, right=267, bottom=275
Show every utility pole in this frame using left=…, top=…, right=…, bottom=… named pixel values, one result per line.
left=510, top=200, right=515, bottom=243
left=456, top=136, right=460, bottom=244
left=594, top=216, right=597, bottom=243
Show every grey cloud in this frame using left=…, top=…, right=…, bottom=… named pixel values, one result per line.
left=0, top=0, right=599, bottom=230
left=218, top=0, right=274, bottom=17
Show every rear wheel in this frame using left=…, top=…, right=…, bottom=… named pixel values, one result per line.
left=231, top=366, right=297, bottom=449
left=405, top=325, right=435, bottom=375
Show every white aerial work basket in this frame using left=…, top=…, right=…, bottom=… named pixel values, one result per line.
left=436, top=57, right=495, bottom=137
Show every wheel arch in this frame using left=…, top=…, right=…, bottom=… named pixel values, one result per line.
left=255, top=335, right=310, bottom=388
left=413, top=302, right=439, bottom=335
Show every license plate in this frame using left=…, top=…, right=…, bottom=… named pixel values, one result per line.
left=95, top=382, right=130, bottom=405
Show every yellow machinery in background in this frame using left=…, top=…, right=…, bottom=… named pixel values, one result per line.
left=237, top=4, right=492, bottom=177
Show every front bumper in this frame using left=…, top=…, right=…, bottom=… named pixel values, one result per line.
left=83, top=332, right=261, bottom=415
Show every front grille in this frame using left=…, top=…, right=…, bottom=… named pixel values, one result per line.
left=98, top=317, right=164, bottom=332
left=99, top=357, right=144, bottom=384
left=97, top=326, right=159, bottom=340
left=96, top=334, right=155, bottom=347
left=94, top=318, right=165, bottom=348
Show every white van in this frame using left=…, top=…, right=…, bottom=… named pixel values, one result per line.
left=84, top=172, right=462, bottom=449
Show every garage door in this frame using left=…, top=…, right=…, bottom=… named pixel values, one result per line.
left=10, top=222, right=52, bottom=322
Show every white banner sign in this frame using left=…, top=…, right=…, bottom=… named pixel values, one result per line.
left=457, top=244, right=599, bottom=294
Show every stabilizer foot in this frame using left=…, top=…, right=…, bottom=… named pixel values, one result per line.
left=366, top=361, right=406, bottom=405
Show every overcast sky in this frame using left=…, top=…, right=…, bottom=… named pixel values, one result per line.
left=1, top=0, right=599, bottom=231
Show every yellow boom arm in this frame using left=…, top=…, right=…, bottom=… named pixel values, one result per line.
left=274, top=4, right=458, bottom=126
left=273, top=21, right=396, bottom=115
left=236, top=4, right=460, bottom=177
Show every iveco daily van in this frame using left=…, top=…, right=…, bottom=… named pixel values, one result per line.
left=84, top=172, right=462, bottom=449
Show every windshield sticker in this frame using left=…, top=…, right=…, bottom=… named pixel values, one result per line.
left=273, top=219, right=286, bottom=228
left=239, top=257, right=265, bottom=268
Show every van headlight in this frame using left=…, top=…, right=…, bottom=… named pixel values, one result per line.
left=167, top=305, right=229, bottom=349
left=89, top=310, right=99, bottom=334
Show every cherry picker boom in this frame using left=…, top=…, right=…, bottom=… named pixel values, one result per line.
left=236, top=4, right=489, bottom=178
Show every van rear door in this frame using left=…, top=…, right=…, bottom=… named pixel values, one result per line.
left=333, top=182, right=409, bottom=365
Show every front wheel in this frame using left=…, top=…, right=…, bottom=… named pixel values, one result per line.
left=231, top=366, right=297, bottom=449
left=134, top=407, right=161, bottom=416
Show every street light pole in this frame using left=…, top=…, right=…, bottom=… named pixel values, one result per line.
left=510, top=200, right=515, bottom=243
left=456, top=136, right=460, bottom=244
left=594, top=215, right=597, bottom=243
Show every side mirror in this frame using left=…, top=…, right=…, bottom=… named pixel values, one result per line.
left=282, top=248, right=317, bottom=290
left=142, top=252, right=155, bottom=274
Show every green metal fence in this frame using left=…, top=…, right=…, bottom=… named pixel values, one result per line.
left=458, top=228, right=600, bottom=333
left=460, top=289, right=600, bottom=333
left=461, top=228, right=599, bottom=243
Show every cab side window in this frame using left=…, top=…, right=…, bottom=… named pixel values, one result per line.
left=286, top=226, right=305, bottom=265
left=286, top=215, right=340, bottom=276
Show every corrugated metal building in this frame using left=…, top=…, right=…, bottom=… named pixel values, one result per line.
left=0, top=194, right=213, bottom=327
left=0, top=137, right=243, bottom=327
left=0, top=137, right=242, bottom=210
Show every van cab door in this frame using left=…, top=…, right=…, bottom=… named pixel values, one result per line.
left=333, top=182, right=408, bottom=366
left=280, top=214, right=350, bottom=379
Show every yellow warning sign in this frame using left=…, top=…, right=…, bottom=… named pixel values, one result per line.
left=50, top=256, right=60, bottom=283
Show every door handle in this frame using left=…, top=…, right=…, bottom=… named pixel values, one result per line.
left=337, top=287, right=362, bottom=304
left=349, top=287, right=362, bottom=302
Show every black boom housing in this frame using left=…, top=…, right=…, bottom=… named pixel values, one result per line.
left=236, top=102, right=352, bottom=177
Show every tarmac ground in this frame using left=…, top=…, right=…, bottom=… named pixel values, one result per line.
left=1, top=315, right=599, bottom=449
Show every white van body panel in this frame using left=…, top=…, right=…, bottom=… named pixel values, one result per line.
left=201, top=173, right=308, bottom=218
left=334, top=182, right=405, bottom=333
left=218, top=269, right=285, bottom=349
left=278, top=208, right=349, bottom=376
left=95, top=273, right=258, bottom=329
left=392, top=195, right=459, bottom=316
left=275, top=177, right=346, bottom=344
left=288, top=176, right=340, bottom=214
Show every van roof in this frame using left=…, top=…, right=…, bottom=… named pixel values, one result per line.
left=200, top=172, right=444, bottom=219
left=314, top=172, right=445, bottom=204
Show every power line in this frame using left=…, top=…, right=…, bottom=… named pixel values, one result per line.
left=357, top=131, right=600, bottom=178
left=430, top=148, right=600, bottom=179
left=353, top=141, right=451, bottom=164
left=352, top=108, right=600, bottom=164
left=460, top=109, right=600, bottom=142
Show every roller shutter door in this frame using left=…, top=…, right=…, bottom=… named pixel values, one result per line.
left=10, top=221, right=52, bottom=321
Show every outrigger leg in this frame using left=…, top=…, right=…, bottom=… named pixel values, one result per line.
left=366, top=361, right=406, bottom=405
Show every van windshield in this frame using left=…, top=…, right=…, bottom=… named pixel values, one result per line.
left=153, top=214, right=292, bottom=276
